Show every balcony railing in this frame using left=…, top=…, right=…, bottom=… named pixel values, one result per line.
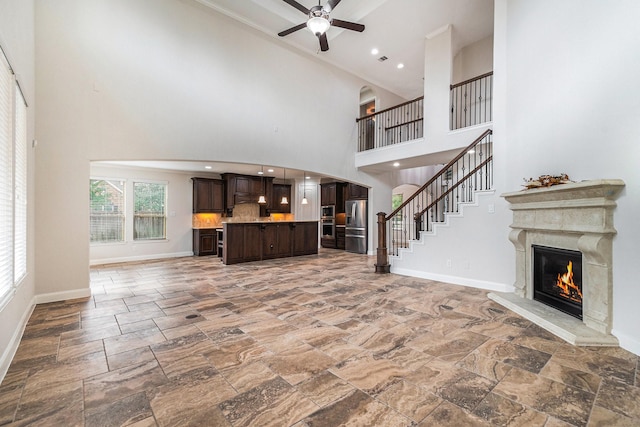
left=356, top=96, right=423, bottom=152
left=450, top=72, right=493, bottom=130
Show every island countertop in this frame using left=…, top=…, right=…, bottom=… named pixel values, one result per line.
left=222, top=221, right=318, bottom=265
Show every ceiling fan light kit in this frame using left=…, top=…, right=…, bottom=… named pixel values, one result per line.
left=278, top=0, right=364, bottom=52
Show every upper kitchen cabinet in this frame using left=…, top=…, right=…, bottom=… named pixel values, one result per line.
left=223, top=173, right=273, bottom=212
left=192, top=178, right=225, bottom=213
left=346, top=183, right=368, bottom=200
left=271, top=184, right=291, bottom=214
left=320, top=182, right=345, bottom=212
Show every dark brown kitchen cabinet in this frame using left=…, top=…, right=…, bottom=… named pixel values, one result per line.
left=222, top=173, right=273, bottom=212
left=271, top=184, right=291, bottom=214
left=192, top=178, right=224, bottom=213
left=292, top=222, right=318, bottom=256
left=193, top=229, right=217, bottom=256
left=346, top=183, right=368, bottom=200
left=262, top=223, right=292, bottom=259
left=223, top=221, right=318, bottom=265
left=320, top=182, right=345, bottom=212
left=335, top=226, right=345, bottom=250
left=224, top=223, right=262, bottom=264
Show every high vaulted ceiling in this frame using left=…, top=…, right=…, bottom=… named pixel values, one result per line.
left=194, top=0, right=494, bottom=100
left=98, top=0, right=494, bottom=177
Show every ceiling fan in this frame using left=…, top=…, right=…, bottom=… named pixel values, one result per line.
left=277, top=0, right=365, bottom=52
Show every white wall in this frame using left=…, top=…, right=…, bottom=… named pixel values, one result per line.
left=34, top=0, right=395, bottom=298
left=452, top=35, right=493, bottom=84
left=497, top=0, right=640, bottom=354
left=0, top=0, right=36, bottom=379
left=89, top=164, right=197, bottom=265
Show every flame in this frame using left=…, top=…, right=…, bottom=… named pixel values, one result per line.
left=556, top=261, right=583, bottom=303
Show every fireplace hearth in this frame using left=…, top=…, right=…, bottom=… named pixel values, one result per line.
left=490, top=179, right=625, bottom=346
left=533, top=245, right=582, bottom=319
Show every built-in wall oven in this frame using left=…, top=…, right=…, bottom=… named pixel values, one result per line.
left=321, top=218, right=335, bottom=238
left=321, top=205, right=335, bottom=239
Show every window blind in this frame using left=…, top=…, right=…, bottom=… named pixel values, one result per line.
left=14, top=88, right=27, bottom=283
left=0, top=53, right=13, bottom=299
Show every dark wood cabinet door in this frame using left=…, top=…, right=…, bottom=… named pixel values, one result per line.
left=210, top=180, right=224, bottom=211
left=321, top=183, right=336, bottom=206
left=261, top=224, right=279, bottom=259
left=276, top=224, right=292, bottom=256
left=293, top=222, right=318, bottom=255
left=193, top=229, right=217, bottom=256
left=347, top=183, right=368, bottom=200
left=243, top=224, right=262, bottom=261
left=224, top=225, right=245, bottom=264
left=193, top=178, right=225, bottom=213
left=271, top=184, right=291, bottom=213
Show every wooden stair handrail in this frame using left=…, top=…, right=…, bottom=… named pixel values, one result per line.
left=413, top=156, right=493, bottom=220
left=450, top=71, right=493, bottom=90
left=384, top=129, right=492, bottom=222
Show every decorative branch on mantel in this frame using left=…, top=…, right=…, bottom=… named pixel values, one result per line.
left=522, top=173, right=573, bottom=190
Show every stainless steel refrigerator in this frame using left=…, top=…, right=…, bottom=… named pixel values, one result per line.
left=345, top=200, right=367, bottom=254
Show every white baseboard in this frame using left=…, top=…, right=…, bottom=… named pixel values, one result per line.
left=34, top=288, right=92, bottom=305
left=0, top=298, right=35, bottom=384
left=90, top=251, right=194, bottom=266
left=391, top=267, right=514, bottom=293
left=611, top=328, right=640, bottom=356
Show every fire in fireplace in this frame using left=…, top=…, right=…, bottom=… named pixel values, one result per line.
left=533, top=245, right=583, bottom=319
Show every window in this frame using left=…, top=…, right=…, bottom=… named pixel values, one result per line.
left=391, top=193, right=403, bottom=229
left=133, top=182, right=166, bottom=240
left=0, top=47, right=28, bottom=304
left=90, top=179, right=125, bottom=243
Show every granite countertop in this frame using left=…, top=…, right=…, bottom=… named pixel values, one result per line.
left=222, top=220, right=318, bottom=225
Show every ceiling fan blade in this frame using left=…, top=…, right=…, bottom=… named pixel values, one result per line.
left=331, top=19, right=365, bottom=32
left=324, top=0, right=342, bottom=12
left=278, top=22, right=307, bottom=37
left=317, top=32, right=329, bottom=51
left=282, top=0, right=310, bottom=15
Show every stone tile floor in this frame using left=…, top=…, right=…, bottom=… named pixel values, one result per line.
left=0, top=250, right=638, bottom=426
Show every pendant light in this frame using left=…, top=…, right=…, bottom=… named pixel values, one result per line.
left=258, top=166, right=266, bottom=204
left=280, top=168, right=289, bottom=205
left=301, top=171, right=308, bottom=205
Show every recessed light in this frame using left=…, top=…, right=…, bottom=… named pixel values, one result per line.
left=306, top=176, right=311, bottom=180
left=371, top=48, right=379, bottom=55
left=267, top=168, right=274, bottom=173
left=204, top=165, right=212, bottom=170
left=393, top=162, right=400, bottom=167
left=397, top=63, right=404, bottom=69
left=257, top=170, right=264, bottom=175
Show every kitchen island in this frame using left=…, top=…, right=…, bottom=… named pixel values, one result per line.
left=222, top=221, right=318, bottom=265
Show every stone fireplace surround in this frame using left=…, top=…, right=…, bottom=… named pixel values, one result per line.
left=489, top=179, right=625, bottom=346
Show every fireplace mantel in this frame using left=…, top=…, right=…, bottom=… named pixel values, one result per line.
left=490, top=179, right=625, bottom=346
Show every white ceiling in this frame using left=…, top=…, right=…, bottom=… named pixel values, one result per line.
left=104, top=0, right=494, bottom=177
left=194, top=0, right=494, bottom=100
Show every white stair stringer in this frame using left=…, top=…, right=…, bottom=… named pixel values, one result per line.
left=389, top=189, right=514, bottom=293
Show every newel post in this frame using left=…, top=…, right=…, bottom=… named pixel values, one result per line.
left=375, top=212, right=390, bottom=273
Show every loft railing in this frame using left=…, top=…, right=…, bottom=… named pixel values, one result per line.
left=356, top=96, right=423, bottom=152
left=375, top=129, right=493, bottom=273
left=450, top=72, right=493, bottom=130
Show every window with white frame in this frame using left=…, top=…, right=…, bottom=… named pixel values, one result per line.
left=133, top=181, right=166, bottom=240
left=0, top=47, right=28, bottom=304
left=90, top=179, right=125, bottom=243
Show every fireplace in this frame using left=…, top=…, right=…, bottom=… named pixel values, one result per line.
left=532, top=245, right=582, bottom=319
left=490, top=179, right=625, bottom=346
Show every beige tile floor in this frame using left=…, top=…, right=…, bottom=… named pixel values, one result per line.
left=0, top=250, right=638, bottom=426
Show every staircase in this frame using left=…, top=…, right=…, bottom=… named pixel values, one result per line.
left=375, top=129, right=493, bottom=273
